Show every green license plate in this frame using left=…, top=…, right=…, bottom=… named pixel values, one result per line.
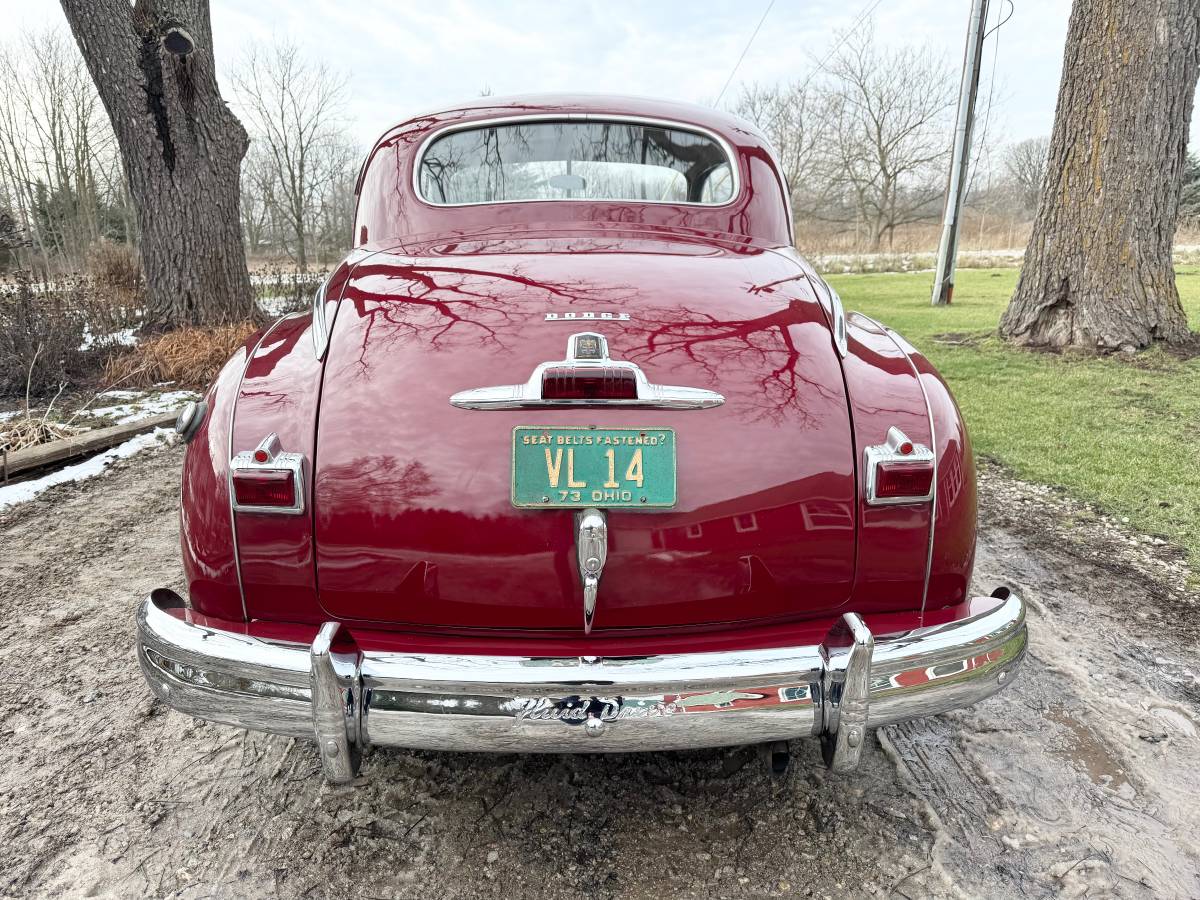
left=512, top=426, right=677, bottom=509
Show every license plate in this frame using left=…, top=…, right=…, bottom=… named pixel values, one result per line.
left=511, top=426, right=676, bottom=509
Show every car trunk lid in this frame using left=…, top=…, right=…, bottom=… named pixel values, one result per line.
left=313, top=232, right=859, bottom=632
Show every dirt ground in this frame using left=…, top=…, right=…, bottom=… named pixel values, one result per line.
left=1, top=445, right=1198, bottom=899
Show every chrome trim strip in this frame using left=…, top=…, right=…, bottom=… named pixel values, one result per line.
left=311, top=278, right=330, bottom=360
left=853, top=314, right=939, bottom=615
left=863, top=427, right=935, bottom=506
left=884, top=327, right=940, bottom=616
left=412, top=113, right=742, bottom=210
left=227, top=321, right=287, bottom=621
left=137, top=587, right=1026, bottom=775
left=913, top=367, right=939, bottom=614
left=826, top=283, right=848, bottom=357
left=451, top=330, right=724, bottom=410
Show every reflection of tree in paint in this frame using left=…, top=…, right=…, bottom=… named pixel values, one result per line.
left=338, top=258, right=636, bottom=372
left=621, top=295, right=838, bottom=426
left=319, top=457, right=439, bottom=522
left=330, top=252, right=835, bottom=424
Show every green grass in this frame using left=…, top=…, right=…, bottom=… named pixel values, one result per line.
left=827, top=267, right=1200, bottom=572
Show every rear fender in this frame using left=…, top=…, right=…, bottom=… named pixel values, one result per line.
left=180, top=333, right=262, bottom=620
left=839, top=312, right=935, bottom=613
left=887, top=331, right=977, bottom=610
left=181, top=261, right=356, bottom=622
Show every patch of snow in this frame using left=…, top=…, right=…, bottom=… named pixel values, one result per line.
left=0, top=427, right=172, bottom=512
left=249, top=272, right=325, bottom=287
left=87, top=390, right=197, bottom=425
left=79, top=326, right=138, bottom=351
left=257, top=294, right=298, bottom=316
left=0, top=410, right=21, bottom=422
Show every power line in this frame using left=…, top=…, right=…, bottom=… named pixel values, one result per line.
left=967, top=0, right=1012, bottom=197
left=794, top=0, right=887, bottom=96
left=714, top=0, right=776, bottom=107
left=714, top=0, right=887, bottom=109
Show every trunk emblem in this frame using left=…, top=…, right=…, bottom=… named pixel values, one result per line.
left=544, top=312, right=630, bottom=321
left=576, top=508, right=608, bottom=634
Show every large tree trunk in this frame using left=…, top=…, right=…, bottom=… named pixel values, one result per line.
left=1000, top=0, right=1199, bottom=350
left=59, top=0, right=254, bottom=327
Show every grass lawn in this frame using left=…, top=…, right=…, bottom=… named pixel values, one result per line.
left=828, top=267, right=1200, bottom=574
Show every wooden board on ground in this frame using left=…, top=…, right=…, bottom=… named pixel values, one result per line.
left=2, top=412, right=177, bottom=481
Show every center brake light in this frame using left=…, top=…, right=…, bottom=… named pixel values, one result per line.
left=230, top=433, right=306, bottom=515
left=864, top=427, right=935, bottom=506
left=541, top=365, right=638, bottom=400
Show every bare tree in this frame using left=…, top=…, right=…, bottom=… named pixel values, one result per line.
left=58, top=0, right=254, bottom=326
left=1001, top=0, right=1196, bottom=350
left=813, top=29, right=956, bottom=250
left=731, top=82, right=826, bottom=203
left=239, top=139, right=277, bottom=258
left=232, top=40, right=350, bottom=273
left=312, top=136, right=359, bottom=260
left=0, top=28, right=120, bottom=272
left=1002, top=136, right=1050, bottom=215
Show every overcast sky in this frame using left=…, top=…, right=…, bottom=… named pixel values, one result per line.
left=5, top=1, right=1092, bottom=152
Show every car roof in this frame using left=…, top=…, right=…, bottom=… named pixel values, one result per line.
left=371, top=93, right=763, bottom=150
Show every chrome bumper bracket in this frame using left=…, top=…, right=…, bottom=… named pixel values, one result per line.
left=822, top=612, right=874, bottom=773
left=310, top=622, right=361, bottom=783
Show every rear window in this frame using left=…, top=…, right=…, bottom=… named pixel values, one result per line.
left=418, top=119, right=734, bottom=206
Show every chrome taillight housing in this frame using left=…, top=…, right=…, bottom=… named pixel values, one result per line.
left=864, top=427, right=934, bottom=506
left=230, top=433, right=305, bottom=514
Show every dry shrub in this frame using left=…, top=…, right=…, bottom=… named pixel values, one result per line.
left=0, top=275, right=91, bottom=396
left=0, top=416, right=83, bottom=454
left=103, top=321, right=258, bottom=389
left=86, top=240, right=141, bottom=303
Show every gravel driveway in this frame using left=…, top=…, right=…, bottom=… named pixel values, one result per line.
left=1, top=444, right=1198, bottom=899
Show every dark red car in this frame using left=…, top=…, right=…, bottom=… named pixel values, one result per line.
left=139, top=95, right=1026, bottom=781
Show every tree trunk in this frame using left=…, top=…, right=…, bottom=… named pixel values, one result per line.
left=1000, top=0, right=1198, bottom=350
left=59, top=0, right=254, bottom=327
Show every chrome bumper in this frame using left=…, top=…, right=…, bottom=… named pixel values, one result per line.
left=136, top=588, right=1026, bottom=782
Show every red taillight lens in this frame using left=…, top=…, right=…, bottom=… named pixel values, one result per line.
left=541, top=366, right=638, bottom=400
left=874, top=461, right=934, bottom=500
left=232, top=468, right=296, bottom=508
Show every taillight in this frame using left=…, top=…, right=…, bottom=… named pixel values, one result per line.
left=232, top=468, right=296, bottom=508
left=541, top=365, right=638, bottom=400
left=230, top=432, right=306, bottom=514
left=873, top=461, right=934, bottom=500
left=865, top=427, right=935, bottom=505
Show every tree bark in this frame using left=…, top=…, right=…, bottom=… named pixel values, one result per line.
left=1000, top=0, right=1199, bottom=350
left=59, top=0, right=254, bottom=327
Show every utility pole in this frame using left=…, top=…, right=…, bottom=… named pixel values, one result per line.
left=931, top=0, right=990, bottom=306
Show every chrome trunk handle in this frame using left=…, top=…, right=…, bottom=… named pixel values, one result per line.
left=575, top=507, right=607, bottom=634
left=450, top=331, right=724, bottom=410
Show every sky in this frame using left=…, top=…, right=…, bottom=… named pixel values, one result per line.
left=4, top=0, right=1082, bottom=152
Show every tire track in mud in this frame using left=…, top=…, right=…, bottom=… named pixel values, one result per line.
left=1, top=446, right=1198, bottom=898
left=884, top=500, right=1200, bottom=898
